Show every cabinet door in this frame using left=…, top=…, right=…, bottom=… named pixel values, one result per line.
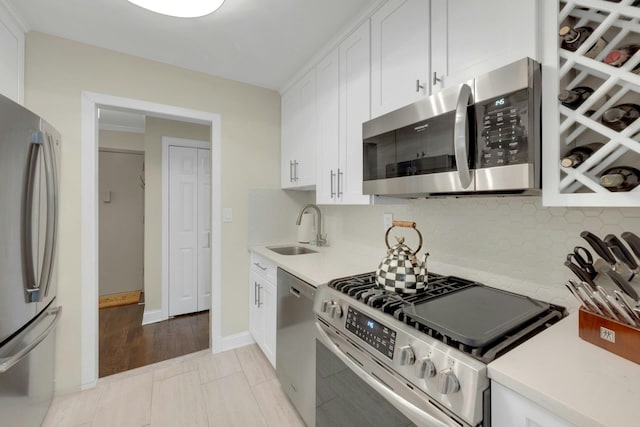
left=431, top=0, right=538, bottom=91
left=316, top=48, right=340, bottom=205
left=0, top=11, right=23, bottom=103
left=281, top=69, right=317, bottom=189
left=248, top=270, right=263, bottom=347
left=261, top=281, right=277, bottom=368
left=371, top=0, right=430, bottom=118
left=338, top=21, right=372, bottom=205
left=492, top=382, right=577, bottom=427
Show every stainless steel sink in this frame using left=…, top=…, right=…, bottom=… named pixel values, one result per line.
left=267, top=245, right=318, bottom=255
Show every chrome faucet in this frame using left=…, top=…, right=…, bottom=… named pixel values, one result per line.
left=296, top=204, right=327, bottom=247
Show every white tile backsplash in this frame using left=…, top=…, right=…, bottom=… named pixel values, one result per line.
left=320, top=197, right=640, bottom=307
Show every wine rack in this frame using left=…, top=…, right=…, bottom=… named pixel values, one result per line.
left=543, top=0, right=640, bottom=206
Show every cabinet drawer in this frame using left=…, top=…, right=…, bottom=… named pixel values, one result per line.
left=250, top=252, right=277, bottom=283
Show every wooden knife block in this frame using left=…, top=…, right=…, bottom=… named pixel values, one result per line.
left=578, top=307, right=640, bottom=365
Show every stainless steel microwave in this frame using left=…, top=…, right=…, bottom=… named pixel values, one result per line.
left=362, top=57, right=541, bottom=197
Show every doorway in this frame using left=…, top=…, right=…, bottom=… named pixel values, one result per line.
left=81, top=92, right=222, bottom=388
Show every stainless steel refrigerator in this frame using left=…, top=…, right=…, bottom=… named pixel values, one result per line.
left=0, top=93, right=62, bottom=426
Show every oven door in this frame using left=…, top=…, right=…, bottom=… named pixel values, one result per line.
left=316, top=322, right=471, bottom=427
left=362, top=82, right=475, bottom=197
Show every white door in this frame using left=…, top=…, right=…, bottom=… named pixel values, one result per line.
left=168, top=145, right=210, bottom=316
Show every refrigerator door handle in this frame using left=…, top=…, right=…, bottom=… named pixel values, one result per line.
left=0, top=306, right=62, bottom=373
left=22, top=132, right=43, bottom=302
left=39, top=132, right=58, bottom=298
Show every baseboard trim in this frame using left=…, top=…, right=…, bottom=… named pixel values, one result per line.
left=220, top=331, right=254, bottom=352
left=141, top=309, right=166, bottom=325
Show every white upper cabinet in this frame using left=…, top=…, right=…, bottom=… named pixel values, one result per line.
left=281, top=69, right=316, bottom=189
left=370, top=0, right=431, bottom=118
left=430, top=0, right=538, bottom=92
left=316, top=48, right=340, bottom=205
left=0, top=5, right=24, bottom=104
left=316, top=21, right=372, bottom=205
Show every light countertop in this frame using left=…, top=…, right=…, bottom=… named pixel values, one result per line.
left=488, top=312, right=640, bottom=427
left=250, top=242, right=636, bottom=427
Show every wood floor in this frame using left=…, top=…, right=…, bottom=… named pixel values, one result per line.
left=99, top=303, right=209, bottom=377
left=44, top=344, right=305, bottom=427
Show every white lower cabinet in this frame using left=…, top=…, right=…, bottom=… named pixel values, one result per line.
left=492, top=382, right=577, bottom=427
left=248, top=253, right=277, bottom=367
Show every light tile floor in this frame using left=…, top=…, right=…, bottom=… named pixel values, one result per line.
left=43, top=344, right=306, bottom=427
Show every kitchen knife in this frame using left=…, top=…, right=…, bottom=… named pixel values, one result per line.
left=576, top=283, right=605, bottom=316
left=607, top=294, right=637, bottom=326
left=565, top=282, right=588, bottom=309
left=613, top=290, right=640, bottom=322
left=581, top=231, right=619, bottom=269
left=591, top=286, right=619, bottom=319
left=604, top=234, right=639, bottom=276
left=604, top=266, right=640, bottom=302
left=621, top=232, right=640, bottom=261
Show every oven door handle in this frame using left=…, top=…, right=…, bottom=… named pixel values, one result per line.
left=316, top=323, right=453, bottom=427
left=453, top=83, right=473, bottom=190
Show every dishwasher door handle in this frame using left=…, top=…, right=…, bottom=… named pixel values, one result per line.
left=289, top=287, right=301, bottom=298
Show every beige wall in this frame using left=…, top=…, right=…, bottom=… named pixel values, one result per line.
left=24, top=32, right=281, bottom=392
left=98, top=130, right=145, bottom=151
left=143, top=117, right=210, bottom=311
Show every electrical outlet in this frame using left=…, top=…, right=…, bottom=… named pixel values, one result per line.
left=383, top=213, right=393, bottom=231
left=223, top=208, right=233, bottom=223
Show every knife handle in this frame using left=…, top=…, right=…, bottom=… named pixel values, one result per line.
left=621, top=232, right=640, bottom=261
left=581, top=231, right=617, bottom=266
left=604, top=266, right=640, bottom=301
left=605, top=234, right=638, bottom=270
left=564, top=260, right=596, bottom=288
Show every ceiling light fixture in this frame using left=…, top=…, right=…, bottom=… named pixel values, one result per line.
left=127, top=0, right=225, bottom=18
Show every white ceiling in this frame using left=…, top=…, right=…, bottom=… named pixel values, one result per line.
left=5, top=0, right=376, bottom=90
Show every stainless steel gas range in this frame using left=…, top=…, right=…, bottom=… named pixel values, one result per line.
left=314, top=272, right=566, bottom=427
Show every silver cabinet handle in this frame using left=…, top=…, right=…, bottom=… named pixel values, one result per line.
left=253, top=262, right=267, bottom=271
left=330, top=170, right=336, bottom=198
left=416, top=79, right=424, bottom=92
left=432, top=72, right=441, bottom=86
left=453, top=84, right=473, bottom=190
left=316, top=323, right=452, bottom=427
left=293, top=160, right=299, bottom=182
left=257, top=285, right=263, bottom=307
left=289, top=160, right=294, bottom=183
left=254, top=282, right=258, bottom=305
left=0, top=306, right=61, bottom=373
left=337, top=168, right=343, bottom=198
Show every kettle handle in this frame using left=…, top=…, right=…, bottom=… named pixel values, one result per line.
left=385, top=221, right=423, bottom=255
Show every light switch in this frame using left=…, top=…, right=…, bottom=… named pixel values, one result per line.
left=223, top=208, right=233, bottom=223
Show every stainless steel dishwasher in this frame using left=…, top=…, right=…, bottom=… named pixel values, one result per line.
left=276, top=268, right=316, bottom=427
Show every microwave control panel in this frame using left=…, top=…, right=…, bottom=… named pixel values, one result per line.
left=476, top=88, right=531, bottom=168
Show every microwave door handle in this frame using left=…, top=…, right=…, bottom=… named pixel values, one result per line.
left=316, top=323, right=454, bottom=427
left=39, top=133, right=58, bottom=299
left=453, top=84, right=473, bottom=190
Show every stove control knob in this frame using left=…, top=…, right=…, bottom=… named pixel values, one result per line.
left=415, top=358, right=436, bottom=379
left=399, top=346, right=416, bottom=366
left=329, top=303, right=343, bottom=319
left=437, top=370, right=460, bottom=395
left=320, top=300, right=331, bottom=314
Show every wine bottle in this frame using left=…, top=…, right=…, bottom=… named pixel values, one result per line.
left=561, top=143, right=604, bottom=168
left=602, top=103, right=640, bottom=131
left=559, top=26, right=607, bottom=58
left=600, top=166, right=640, bottom=191
left=558, top=87, right=594, bottom=109
left=604, top=44, right=640, bottom=67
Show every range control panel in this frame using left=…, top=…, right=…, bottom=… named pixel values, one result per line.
left=476, top=88, right=531, bottom=168
left=345, top=306, right=396, bottom=359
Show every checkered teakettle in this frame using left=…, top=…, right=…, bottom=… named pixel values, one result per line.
left=375, top=220, right=429, bottom=294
